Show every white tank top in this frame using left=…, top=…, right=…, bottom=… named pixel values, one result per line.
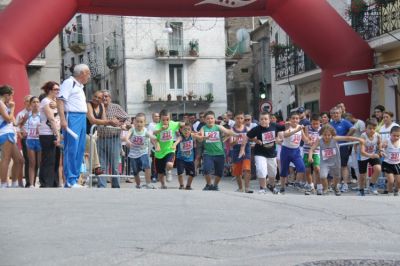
left=26, top=112, right=41, bottom=140
left=360, top=132, right=378, bottom=161
left=283, top=127, right=302, bottom=149
left=0, top=105, right=15, bottom=135
left=384, top=139, right=400, bottom=164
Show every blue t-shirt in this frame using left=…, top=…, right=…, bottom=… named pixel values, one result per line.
left=330, top=119, right=353, bottom=142
left=177, top=136, right=195, bottom=162
left=231, top=127, right=251, bottom=163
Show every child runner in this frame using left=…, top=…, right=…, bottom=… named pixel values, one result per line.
left=175, top=122, right=200, bottom=190
left=309, top=125, right=363, bottom=196
left=231, top=112, right=252, bottom=193
left=0, top=85, right=24, bottom=188
left=124, top=113, right=158, bottom=189
left=303, top=114, right=321, bottom=195
left=280, top=112, right=310, bottom=194
left=247, top=112, right=286, bottom=193
left=358, top=118, right=382, bottom=196
left=22, top=96, right=42, bottom=188
left=381, top=126, right=400, bottom=196
left=153, top=109, right=184, bottom=189
left=199, top=110, right=237, bottom=191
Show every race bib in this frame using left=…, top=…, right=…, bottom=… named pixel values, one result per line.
left=388, top=151, right=400, bottom=163
left=262, top=131, right=275, bottom=144
left=205, top=131, right=220, bottom=143
left=365, top=145, right=375, bottom=154
left=322, top=148, right=336, bottom=160
left=131, top=136, right=145, bottom=146
left=28, top=128, right=38, bottom=138
left=181, top=140, right=193, bottom=152
left=160, top=130, right=172, bottom=142
left=235, top=133, right=246, bottom=145
left=292, top=133, right=302, bottom=145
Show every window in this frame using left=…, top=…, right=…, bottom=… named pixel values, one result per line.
left=169, top=64, right=183, bottom=90
left=76, top=15, right=83, bottom=43
left=169, top=22, right=183, bottom=56
left=304, top=100, right=319, bottom=114
left=71, top=57, right=75, bottom=67
left=79, top=55, right=84, bottom=63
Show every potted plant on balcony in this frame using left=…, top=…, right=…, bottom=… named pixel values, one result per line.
left=189, top=39, right=199, bottom=57
left=346, top=0, right=368, bottom=26
left=270, top=41, right=288, bottom=57
left=167, top=94, right=172, bottom=101
left=146, top=79, right=153, bottom=101
left=186, top=90, right=197, bottom=101
left=155, top=46, right=167, bottom=57
left=205, top=93, right=214, bottom=103
left=177, top=95, right=183, bottom=101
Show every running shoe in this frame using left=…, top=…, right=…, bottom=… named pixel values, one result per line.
left=369, top=184, right=378, bottom=195
left=211, top=184, right=219, bottom=191
left=279, top=188, right=285, bottom=194
left=142, top=184, right=155, bottom=189
left=185, top=186, right=192, bottom=190
left=340, top=183, right=348, bottom=193
left=258, top=188, right=268, bottom=194
left=245, top=189, right=254, bottom=193
left=203, top=184, right=212, bottom=191
left=357, top=190, right=365, bottom=196
left=317, top=189, right=322, bottom=196
left=394, top=190, right=399, bottom=196
left=334, top=187, right=341, bottom=196
left=179, top=185, right=185, bottom=190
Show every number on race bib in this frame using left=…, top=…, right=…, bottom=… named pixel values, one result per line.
left=292, top=134, right=301, bottom=145
left=322, top=148, right=336, bottom=160
left=131, top=136, right=144, bottom=146
left=365, top=145, right=375, bottom=154
left=206, top=131, right=220, bottom=143
left=389, top=152, right=400, bottom=162
left=160, top=130, right=172, bottom=142
left=262, top=131, right=275, bottom=144
left=181, top=140, right=193, bottom=152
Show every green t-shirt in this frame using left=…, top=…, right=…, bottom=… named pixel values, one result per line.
left=202, top=124, right=224, bottom=156
left=154, top=121, right=180, bottom=159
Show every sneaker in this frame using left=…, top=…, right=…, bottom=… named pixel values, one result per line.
left=357, top=190, right=365, bottom=196
left=166, top=170, right=172, bottom=182
left=211, top=184, right=219, bottom=191
left=160, top=185, right=167, bottom=189
left=317, top=189, right=322, bottom=196
left=394, top=190, right=399, bottom=196
left=279, top=188, right=285, bottom=194
left=185, top=186, right=192, bottom=190
left=382, top=190, right=389, bottom=195
left=334, top=188, right=341, bottom=196
left=340, top=183, right=348, bottom=193
left=151, top=177, right=157, bottom=183
left=179, top=185, right=185, bottom=190
left=70, top=183, right=84, bottom=189
left=142, top=184, right=155, bottom=189
left=272, top=187, right=281, bottom=194
left=267, top=184, right=275, bottom=193
left=245, top=189, right=254, bottom=193
left=10, top=181, right=19, bottom=188
left=126, top=178, right=134, bottom=183
left=235, top=188, right=243, bottom=192
left=258, top=188, right=267, bottom=194
left=369, top=185, right=378, bottom=195
left=135, top=185, right=141, bottom=189
left=203, top=184, right=212, bottom=191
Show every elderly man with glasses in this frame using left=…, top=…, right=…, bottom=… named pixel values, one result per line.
left=57, top=64, right=91, bottom=188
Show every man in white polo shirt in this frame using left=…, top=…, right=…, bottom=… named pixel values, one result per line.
left=57, top=64, right=90, bottom=188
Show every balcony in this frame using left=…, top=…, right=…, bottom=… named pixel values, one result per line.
left=106, top=46, right=119, bottom=69
left=155, top=39, right=199, bottom=59
left=68, top=32, right=86, bottom=54
left=352, top=0, right=400, bottom=42
left=28, top=50, right=46, bottom=67
left=274, top=45, right=318, bottom=81
left=144, top=82, right=213, bottom=106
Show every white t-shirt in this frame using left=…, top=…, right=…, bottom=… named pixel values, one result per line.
left=128, top=128, right=150, bottom=159
left=15, top=108, right=29, bottom=133
left=59, top=76, right=87, bottom=113
left=39, top=98, right=60, bottom=135
left=353, top=119, right=366, bottom=137
left=380, top=122, right=399, bottom=143
left=283, top=127, right=302, bottom=149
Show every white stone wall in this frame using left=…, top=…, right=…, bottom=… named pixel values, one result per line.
left=124, top=17, right=227, bottom=120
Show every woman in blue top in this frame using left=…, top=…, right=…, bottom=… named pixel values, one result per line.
left=0, top=85, right=24, bottom=188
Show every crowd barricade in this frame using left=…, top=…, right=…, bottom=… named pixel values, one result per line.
left=87, top=124, right=132, bottom=188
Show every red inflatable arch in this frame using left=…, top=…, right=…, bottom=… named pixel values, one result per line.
left=0, top=0, right=372, bottom=118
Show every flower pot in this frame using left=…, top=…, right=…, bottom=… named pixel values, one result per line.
left=177, top=95, right=183, bottom=101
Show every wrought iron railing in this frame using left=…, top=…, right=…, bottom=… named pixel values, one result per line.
left=274, top=46, right=318, bottom=81
left=144, top=82, right=213, bottom=102
left=155, top=39, right=199, bottom=57
left=351, top=0, right=400, bottom=40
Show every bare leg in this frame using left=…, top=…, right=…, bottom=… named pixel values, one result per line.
left=178, top=174, right=184, bottom=187
left=28, top=149, right=36, bottom=186
left=243, top=170, right=251, bottom=192
left=186, top=175, right=193, bottom=188
left=235, top=175, right=243, bottom=191
left=134, top=174, right=140, bottom=187
left=144, top=168, right=151, bottom=185
left=386, top=173, right=394, bottom=193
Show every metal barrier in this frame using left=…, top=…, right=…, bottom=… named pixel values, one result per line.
left=87, top=124, right=134, bottom=188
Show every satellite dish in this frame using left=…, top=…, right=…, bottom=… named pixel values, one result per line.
left=236, top=28, right=250, bottom=54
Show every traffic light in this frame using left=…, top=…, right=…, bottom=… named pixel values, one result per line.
left=259, top=81, right=266, bottom=99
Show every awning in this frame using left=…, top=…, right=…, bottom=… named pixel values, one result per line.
left=333, top=64, right=400, bottom=77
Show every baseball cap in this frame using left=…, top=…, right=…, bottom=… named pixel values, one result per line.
left=297, top=107, right=305, bottom=113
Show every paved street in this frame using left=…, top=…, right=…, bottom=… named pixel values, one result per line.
left=1, top=176, right=400, bottom=266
